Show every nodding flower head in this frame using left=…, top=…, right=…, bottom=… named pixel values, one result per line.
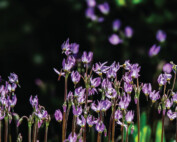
left=98, top=2, right=110, bottom=15
left=77, top=115, right=86, bottom=127
left=90, top=77, right=101, bottom=88
left=123, top=60, right=132, bottom=71
left=35, top=108, right=48, bottom=120
left=130, top=63, right=140, bottom=78
left=166, top=99, right=173, bottom=109
left=67, top=132, right=77, bottom=142
left=81, top=51, right=93, bottom=64
left=149, top=44, right=161, bottom=57
left=124, top=83, right=133, bottom=94
left=74, top=87, right=85, bottom=97
left=71, top=71, right=81, bottom=84
left=173, top=93, right=177, bottom=103
left=156, top=30, right=166, bottom=42
left=119, top=93, right=131, bottom=110
left=86, top=0, right=96, bottom=7
left=0, top=109, right=5, bottom=120
left=112, top=19, right=121, bottom=32
left=96, top=120, right=105, bottom=133
left=8, top=73, right=19, bottom=84
left=92, top=62, right=109, bottom=76
left=87, top=115, right=96, bottom=127
left=109, top=34, right=123, bottom=45
left=125, top=26, right=133, bottom=38
left=149, top=90, right=160, bottom=103
left=157, top=74, right=167, bottom=86
left=142, top=83, right=152, bottom=96
left=54, top=109, right=63, bottom=122
left=163, top=63, right=172, bottom=74
left=167, top=110, right=176, bottom=121
left=62, top=56, right=75, bottom=72
left=30, top=95, right=38, bottom=109
left=105, top=87, right=117, bottom=99
left=101, top=99, right=112, bottom=112
left=115, top=109, right=122, bottom=121
left=72, top=105, right=82, bottom=116
left=125, top=111, right=134, bottom=124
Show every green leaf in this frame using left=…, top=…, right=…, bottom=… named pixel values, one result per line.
left=140, top=112, right=147, bottom=131
left=115, top=0, right=126, bottom=6
left=132, top=0, right=142, bottom=5
left=155, top=121, right=166, bottom=142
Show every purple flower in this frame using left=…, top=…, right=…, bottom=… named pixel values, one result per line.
left=156, top=30, right=166, bottom=42
left=110, top=62, right=120, bottom=72
left=91, top=101, right=102, bottom=113
left=95, top=120, right=105, bottom=133
left=142, top=83, right=152, bottom=96
left=74, top=87, right=85, bottom=97
left=149, top=90, right=160, bottom=103
left=115, top=109, right=122, bottom=121
left=123, top=73, right=133, bottom=84
left=62, top=56, right=75, bottom=72
left=130, top=63, right=140, bottom=78
left=71, top=71, right=81, bottom=84
left=105, top=87, right=117, bottom=99
left=73, top=105, right=82, bottom=116
left=35, top=109, right=48, bottom=120
left=164, top=73, right=172, bottom=81
left=67, top=91, right=73, bottom=102
left=173, top=93, right=177, bottom=103
left=88, top=88, right=98, bottom=95
left=70, top=43, right=79, bottom=54
left=53, top=68, right=65, bottom=79
left=167, top=110, right=176, bottom=121
left=77, top=115, right=86, bottom=127
left=109, top=34, right=123, bottom=45
left=8, top=73, right=18, bottom=84
left=29, top=95, right=38, bottom=109
left=124, top=83, right=133, bottom=94
left=81, top=51, right=93, bottom=64
left=149, top=44, right=161, bottom=57
left=9, top=95, right=17, bottom=107
left=101, top=99, right=111, bottom=112
left=98, top=2, right=110, bottom=15
left=92, top=62, right=109, bottom=76
left=86, top=0, right=96, bottom=7
left=112, top=19, right=121, bottom=31
left=66, top=133, right=77, bottom=142
left=123, top=60, right=132, bottom=70
left=125, top=26, right=133, bottom=38
left=87, top=115, right=96, bottom=127
left=163, top=63, right=172, bottom=73
left=54, top=109, right=63, bottom=122
left=61, top=38, right=70, bottom=55
left=125, top=111, right=134, bottom=124
left=85, top=7, right=97, bottom=21
left=166, top=99, right=173, bottom=109
left=119, top=94, right=131, bottom=110
left=101, top=79, right=112, bottom=90
left=157, top=74, right=167, bottom=86
left=90, top=77, right=101, bottom=88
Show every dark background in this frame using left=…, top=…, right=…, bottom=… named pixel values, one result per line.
left=1, top=0, right=177, bottom=141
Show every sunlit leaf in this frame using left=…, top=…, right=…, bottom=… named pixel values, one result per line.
left=132, top=0, right=143, bottom=5
left=155, top=121, right=166, bottom=142
left=115, top=0, right=126, bottom=6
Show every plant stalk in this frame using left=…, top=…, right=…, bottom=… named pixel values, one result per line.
left=97, top=133, right=101, bottom=142
left=72, top=115, right=76, bottom=137
left=136, top=78, right=140, bottom=142
left=108, top=113, right=112, bottom=142
left=112, top=99, right=116, bottom=142
left=44, top=125, right=48, bottom=142
left=28, top=123, right=32, bottom=142
left=161, top=112, right=165, bottom=142
left=0, top=120, right=1, bottom=142
left=4, top=117, right=8, bottom=142
left=121, top=125, right=124, bottom=142
left=32, top=120, right=38, bottom=142
left=126, top=125, right=129, bottom=142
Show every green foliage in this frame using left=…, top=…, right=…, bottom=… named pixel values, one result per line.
left=132, top=0, right=143, bottom=5
left=115, top=0, right=126, bottom=6
left=155, top=121, right=165, bottom=142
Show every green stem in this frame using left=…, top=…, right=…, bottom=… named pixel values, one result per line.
left=121, top=125, right=124, bottom=142
left=32, top=120, right=38, bottom=142
left=4, top=117, right=8, bottom=142
left=97, top=133, right=101, bottom=142
left=137, top=99, right=140, bottom=142
left=176, top=114, right=177, bottom=142
left=72, top=115, right=76, bottom=137
left=28, top=123, right=32, bottom=142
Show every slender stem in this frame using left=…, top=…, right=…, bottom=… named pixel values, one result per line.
left=121, top=125, right=124, bottom=142
left=4, top=117, right=8, bottom=142
left=161, top=112, right=165, bottom=142
left=97, top=133, right=101, bottom=142
left=32, top=120, right=37, bottom=142
left=137, top=99, right=140, bottom=142
left=44, top=125, right=48, bottom=142
left=126, top=125, right=129, bottom=142
left=172, top=72, right=176, bottom=91
left=62, top=75, right=68, bottom=142
left=108, top=114, right=112, bottom=142
left=136, top=78, right=140, bottom=142
left=28, top=124, right=32, bottom=142
left=65, top=105, right=71, bottom=137
left=0, top=120, right=1, bottom=142
left=112, top=99, right=116, bottom=142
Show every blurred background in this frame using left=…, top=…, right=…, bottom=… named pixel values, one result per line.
left=1, top=0, right=177, bottom=141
